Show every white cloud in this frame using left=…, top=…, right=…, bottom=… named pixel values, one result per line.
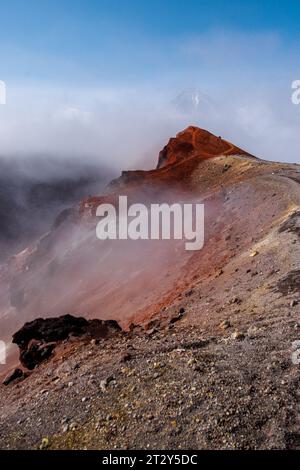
left=0, top=30, right=299, bottom=167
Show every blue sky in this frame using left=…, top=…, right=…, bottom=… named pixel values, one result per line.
left=0, top=1, right=300, bottom=165
left=1, top=0, right=299, bottom=85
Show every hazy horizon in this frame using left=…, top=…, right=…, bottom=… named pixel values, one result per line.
left=1, top=1, right=300, bottom=168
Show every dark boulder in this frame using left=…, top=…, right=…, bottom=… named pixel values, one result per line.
left=86, top=319, right=122, bottom=339
left=20, top=340, right=57, bottom=370
left=12, top=314, right=122, bottom=370
left=12, top=314, right=89, bottom=349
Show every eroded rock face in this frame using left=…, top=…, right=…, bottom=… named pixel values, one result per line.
left=12, top=314, right=122, bottom=370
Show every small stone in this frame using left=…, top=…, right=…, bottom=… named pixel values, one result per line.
left=81, top=397, right=88, bottom=402
left=185, top=290, right=194, bottom=297
left=292, top=340, right=300, bottom=351
left=247, top=326, right=258, bottom=338
left=100, top=379, right=108, bottom=392
left=90, top=339, right=100, bottom=346
left=146, top=328, right=157, bottom=336
left=290, top=299, right=298, bottom=307
left=187, top=358, right=197, bottom=366
left=220, top=320, right=231, bottom=330
left=232, top=331, right=245, bottom=341
left=222, top=163, right=231, bottom=173
left=68, top=381, right=74, bottom=387
left=39, top=437, right=49, bottom=450
left=170, top=308, right=186, bottom=325
left=120, top=352, right=132, bottom=363
left=100, top=376, right=114, bottom=392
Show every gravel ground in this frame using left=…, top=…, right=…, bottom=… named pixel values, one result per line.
left=1, top=299, right=300, bottom=450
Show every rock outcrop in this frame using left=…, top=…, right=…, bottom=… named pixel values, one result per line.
left=12, top=314, right=122, bottom=369
left=156, top=126, right=252, bottom=168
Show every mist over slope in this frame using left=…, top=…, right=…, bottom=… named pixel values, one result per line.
left=0, top=125, right=299, bottom=342
left=0, top=156, right=114, bottom=261
left=1, top=126, right=300, bottom=449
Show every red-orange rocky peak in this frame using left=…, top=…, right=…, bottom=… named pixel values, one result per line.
left=157, top=126, right=251, bottom=168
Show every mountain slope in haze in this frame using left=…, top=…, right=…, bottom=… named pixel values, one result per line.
left=1, top=126, right=300, bottom=449
left=0, top=157, right=113, bottom=262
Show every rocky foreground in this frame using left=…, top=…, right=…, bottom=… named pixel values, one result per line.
left=0, top=303, right=300, bottom=450
left=1, top=126, right=300, bottom=449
